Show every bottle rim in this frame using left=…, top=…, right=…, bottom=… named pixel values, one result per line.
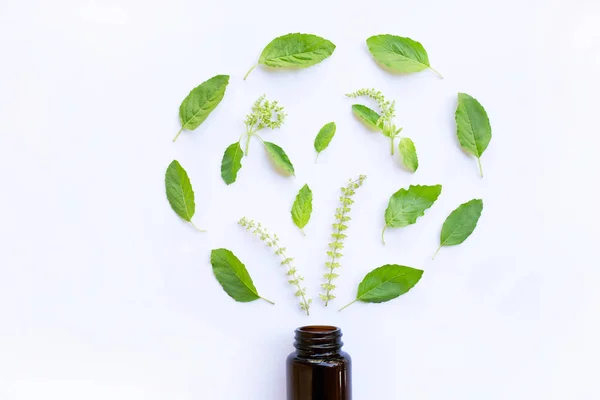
left=297, top=325, right=340, bottom=334
left=294, top=325, right=343, bottom=355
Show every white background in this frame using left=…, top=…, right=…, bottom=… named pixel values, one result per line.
left=1, top=0, right=599, bottom=398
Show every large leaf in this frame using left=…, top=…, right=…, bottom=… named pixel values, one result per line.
left=210, top=248, right=273, bottom=304
left=398, top=137, right=419, bottom=172
left=174, top=75, right=229, bottom=141
left=264, top=141, right=295, bottom=176
left=382, top=184, right=442, bottom=243
left=340, top=264, right=423, bottom=310
left=314, top=122, right=336, bottom=159
left=352, top=104, right=382, bottom=130
left=435, top=199, right=484, bottom=258
left=366, top=35, right=441, bottom=78
left=291, top=184, right=313, bottom=234
left=221, top=142, right=244, bottom=185
left=245, top=33, right=336, bottom=79
left=455, top=93, right=492, bottom=177
left=165, top=160, right=204, bottom=231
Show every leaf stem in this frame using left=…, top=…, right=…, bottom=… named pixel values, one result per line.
left=381, top=225, right=387, bottom=245
left=173, top=127, right=183, bottom=142
left=260, top=296, right=275, bottom=305
left=245, top=134, right=251, bottom=155
left=315, top=152, right=320, bottom=163
left=390, top=137, right=395, bottom=155
left=339, top=299, right=357, bottom=312
left=477, top=157, right=484, bottom=178
left=429, top=67, right=444, bottom=79
left=300, top=228, right=306, bottom=236
left=244, top=64, right=258, bottom=81
left=432, top=246, right=442, bottom=260
left=189, top=221, right=207, bottom=232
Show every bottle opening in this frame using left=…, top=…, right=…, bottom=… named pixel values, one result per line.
left=294, top=325, right=343, bottom=356
left=298, top=325, right=339, bottom=333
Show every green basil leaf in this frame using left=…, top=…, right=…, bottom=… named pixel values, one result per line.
left=165, top=160, right=204, bottom=231
left=382, top=184, right=442, bottom=244
left=264, top=141, right=295, bottom=176
left=291, top=184, right=313, bottom=234
left=314, top=122, right=336, bottom=159
left=352, top=104, right=382, bottom=130
left=398, top=137, right=419, bottom=172
left=221, top=142, right=244, bottom=185
left=245, top=33, right=336, bottom=79
left=174, top=75, right=229, bottom=142
left=455, top=93, right=492, bottom=177
left=210, top=248, right=273, bottom=304
left=340, top=264, right=423, bottom=310
left=366, top=35, right=442, bottom=78
left=435, top=199, right=484, bottom=258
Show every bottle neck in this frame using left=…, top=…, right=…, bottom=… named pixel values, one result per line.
left=294, top=325, right=343, bottom=357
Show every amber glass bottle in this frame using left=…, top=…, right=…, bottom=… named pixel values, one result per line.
left=287, top=325, right=352, bottom=400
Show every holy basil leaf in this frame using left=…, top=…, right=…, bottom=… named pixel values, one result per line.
left=174, top=75, right=229, bottom=142
left=244, top=33, right=336, bottom=80
left=314, top=122, right=336, bottom=160
left=434, top=199, right=484, bottom=258
left=455, top=93, right=492, bottom=177
left=352, top=104, right=382, bottom=130
left=291, top=184, right=313, bottom=235
left=165, top=160, right=204, bottom=231
left=382, top=184, right=442, bottom=244
left=221, top=142, right=244, bottom=185
left=264, top=141, right=295, bottom=176
left=210, top=248, right=273, bottom=304
left=340, top=264, right=423, bottom=310
left=398, top=137, right=419, bottom=172
left=366, top=35, right=442, bottom=78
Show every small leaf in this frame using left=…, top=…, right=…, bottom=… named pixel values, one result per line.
left=366, top=35, right=442, bottom=78
left=165, top=160, right=204, bottom=231
left=174, top=75, right=229, bottom=141
left=398, top=138, right=419, bottom=172
left=264, top=141, right=295, bottom=176
left=382, top=184, right=442, bottom=244
left=221, top=142, right=244, bottom=185
left=352, top=104, right=382, bottom=130
left=455, top=93, right=492, bottom=177
left=435, top=199, right=484, bottom=258
left=291, top=184, right=313, bottom=234
left=314, top=122, right=336, bottom=159
left=340, top=264, right=423, bottom=310
left=210, top=249, right=273, bottom=304
left=245, top=33, right=336, bottom=79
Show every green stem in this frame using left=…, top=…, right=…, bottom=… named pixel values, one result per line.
left=381, top=225, right=387, bottom=245
left=245, top=134, right=251, bottom=155
left=390, top=137, right=395, bottom=155
left=477, top=157, right=484, bottom=178
left=324, top=197, right=348, bottom=306
left=432, top=246, right=442, bottom=260
left=315, top=152, right=320, bottom=163
left=260, top=296, right=275, bottom=305
left=429, top=67, right=444, bottom=79
left=339, top=299, right=357, bottom=312
left=189, top=221, right=207, bottom=232
left=300, top=228, right=306, bottom=236
left=244, top=64, right=257, bottom=80
left=272, top=242, right=310, bottom=316
left=173, top=127, right=183, bottom=142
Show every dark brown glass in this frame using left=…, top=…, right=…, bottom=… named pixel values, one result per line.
left=287, top=325, right=352, bottom=400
